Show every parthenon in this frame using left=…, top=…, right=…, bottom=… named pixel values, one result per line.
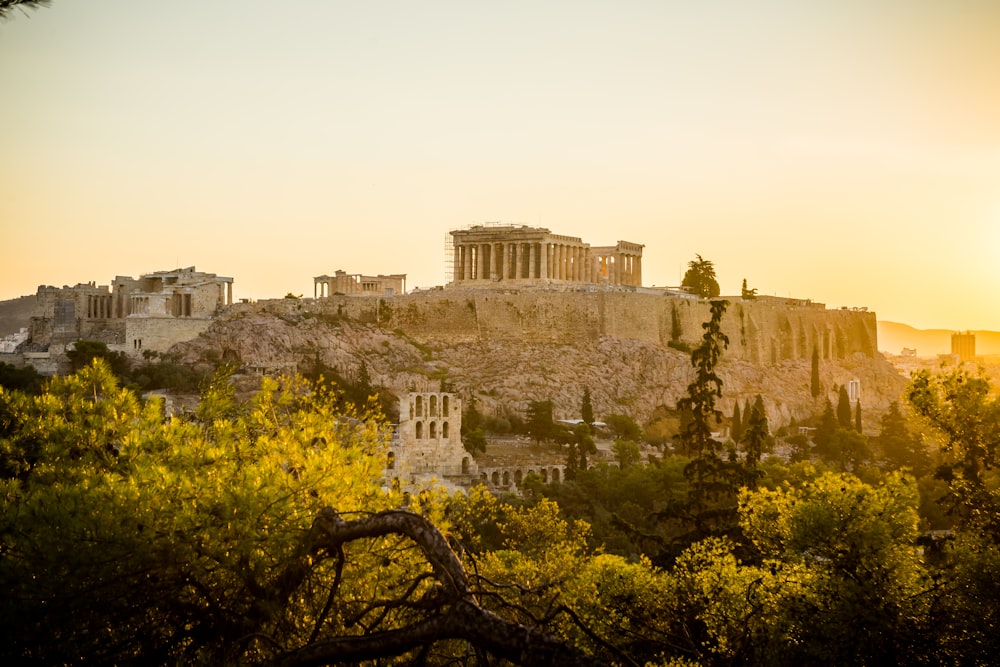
left=449, top=224, right=643, bottom=288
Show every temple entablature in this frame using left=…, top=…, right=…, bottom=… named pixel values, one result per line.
left=314, top=270, right=406, bottom=298
left=448, top=224, right=643, bottom=288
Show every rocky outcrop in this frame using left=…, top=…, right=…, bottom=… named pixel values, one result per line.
left=170, top=290, right=905, bottom=428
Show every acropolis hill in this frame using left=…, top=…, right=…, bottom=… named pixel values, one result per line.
left=170, top=286, right=902, bottom=429
left=3, top=223, right=905, bottom=426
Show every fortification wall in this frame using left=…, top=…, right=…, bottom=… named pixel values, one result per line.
left=233, top=289, right=877, bottom=363
left=125, top=317, right=214, bottom=354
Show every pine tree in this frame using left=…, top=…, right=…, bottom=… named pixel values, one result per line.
left=855, top=400, right=863, bottom=433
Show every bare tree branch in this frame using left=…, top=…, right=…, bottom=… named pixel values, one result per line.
left=264, top=508, right=611, bottom=667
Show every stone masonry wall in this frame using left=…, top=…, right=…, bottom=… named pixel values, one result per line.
left=235, top=290, right=877, bottom=363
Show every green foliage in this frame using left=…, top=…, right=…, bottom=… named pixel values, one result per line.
left=669, top=300, right=744, bottom=547
left=612, top=438, right=641, bottom=469
left=526, top=399, right=555, bottom=444
left=603, top=412, right=642, bottom=441
left=740, top=471, right=928, bottom=665
left=680, top=254, right=721, bottom=298
left=0, top=360, right=397, bottom=664
left=877, top=401, right=929, bottom=474
left=581, top=386, right=594, bottom=425
left=66, top=339, right=130, bottom=377
left=740, top=396, right=768, bottom=489
left=0, top=361, right=44, bottom=394
left=907, top=366, right=1000, bottom=537
left=837, top=385, right=852, bottom=429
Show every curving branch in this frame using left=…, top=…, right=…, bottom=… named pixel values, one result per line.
left=265, top=508, right=610, bottom=667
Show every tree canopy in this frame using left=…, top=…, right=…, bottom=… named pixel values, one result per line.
left=681, top=254, right=721, bottom=298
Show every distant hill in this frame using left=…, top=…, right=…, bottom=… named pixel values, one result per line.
left=878, top=321, right=1000, bottom=357
left=0, top=295, right=36, bottom=337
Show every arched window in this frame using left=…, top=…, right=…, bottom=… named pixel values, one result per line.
left=430, top=395, right=438, bottom=417
left=491, top=471, right=500, bottom=485
left=462, top=457, right=470, bottom=474
left=415, top=395, right=423, bottom=417
left=514, top=470, right=522, bottom=485
left=442, top=422, right=449, bottom=438
left=430, top=421, right=437, bottom=439
left=503, top=471, right=510, bottom=486
left=552, top=468, right=560, bottom=483
left=415, top=422, right=423, bottom=439
left=443, top=395, right=450, bottom=414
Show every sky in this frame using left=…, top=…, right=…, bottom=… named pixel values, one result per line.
left=2, top=1, right=999, bottom=330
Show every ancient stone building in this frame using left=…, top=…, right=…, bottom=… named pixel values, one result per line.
left=118, top=267, right=233, bottom=353
left=449, top=224, right=643, bottom=288
left=29, top=267, right=233, bottom=354
left=314, top=270, right=406, bottom=297
left=387, top=391, right=477, bottom=486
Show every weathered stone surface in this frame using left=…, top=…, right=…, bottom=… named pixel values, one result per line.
left=170, top=290, right=904, bottom=428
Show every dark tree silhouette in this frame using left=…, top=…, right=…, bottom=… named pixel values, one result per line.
left=680, top=254, right=720, bottom=298
left=0, top=0, right=50, bottom=21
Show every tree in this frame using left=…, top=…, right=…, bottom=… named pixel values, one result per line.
left=680, top=254, right=720, bottom=298
left=526, top=399, right=555, bottom=444
left=603, top=413, right=642, bottom=442
left=814, top=398, right=838, bottom=448
left=877, top=401, right=928, bottom=474
left=0, top=0, right=50, bottom=21
left=670, top=300, right=740, bottom=543
left=575, top=423, right=597, bottom=471
left=581, top=386, right=594, bottom=425
left=740, top=395, right=768, bottom=490
left=907, top=367, right=1000, bottom=537
left=730, top=401, right=743, bottom=444
left=811, top=346, right=821, bottom=398
left=612, top=439, right=641, bottom=469
left=837, top=385, right=852, bottom=429
left=740, top=471, right=928, bottom=666
left=740, top=278, right=757, bottom=300
left=854, top=399, right=863, bottom=433
left=0, top=361, right=612, bottom=666
left=66, top=339, right=130, bottom=377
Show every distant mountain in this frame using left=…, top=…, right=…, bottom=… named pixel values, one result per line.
left=878, top=321, right=1000, bottom=357
left=0, top=295, right=36, bottom=337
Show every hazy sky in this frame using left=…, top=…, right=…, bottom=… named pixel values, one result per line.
left=2, top=1, right=999, bottom=330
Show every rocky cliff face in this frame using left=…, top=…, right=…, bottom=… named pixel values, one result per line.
left=171, top=290, right=905, bottom=428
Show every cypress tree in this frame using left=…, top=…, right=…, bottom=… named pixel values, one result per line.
left=837, top=385, right=852, bottom=429
left=855, top=400, right=863, bottom=433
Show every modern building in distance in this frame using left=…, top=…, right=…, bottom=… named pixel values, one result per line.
left=951, top=331, right=976, bottom=362
left=448, top=224, right=644, bottom=288
left=314, top=270, right=407, bottom=298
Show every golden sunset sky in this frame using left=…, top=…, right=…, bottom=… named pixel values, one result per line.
left=2, top=1, right=999, bottom=330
